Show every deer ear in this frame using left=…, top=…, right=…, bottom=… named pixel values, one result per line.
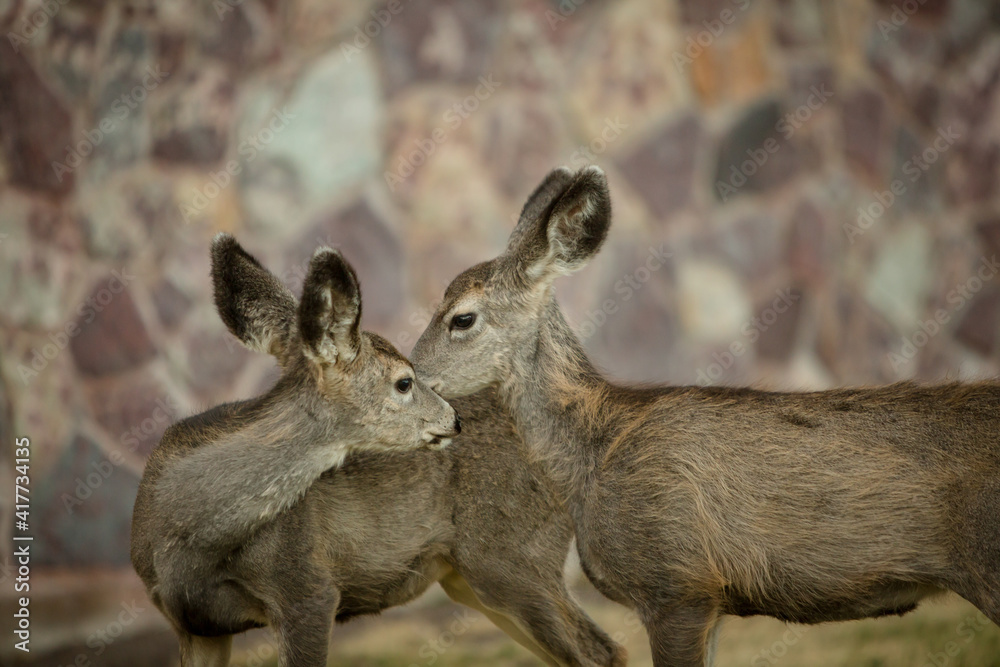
left=298, top=247, right=362, bottom=366
left=504, top=166, right=611, bottom=284
left=211, top=233, right=297, bottom=358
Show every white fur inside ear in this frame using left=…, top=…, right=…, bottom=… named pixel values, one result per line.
left=544, top=195, right=595, bottom=275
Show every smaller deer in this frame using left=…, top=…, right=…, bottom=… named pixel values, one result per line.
left=131, top=234, right=625, bottom=667
left=411, top=165, right=1000, bottom=666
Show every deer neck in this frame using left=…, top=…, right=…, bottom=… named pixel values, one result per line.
left=499, top=297, right=615, bottom=511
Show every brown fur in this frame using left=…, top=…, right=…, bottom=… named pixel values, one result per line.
left=411, top=166, right=1000, bottom=666
left=130, top=235, right=625, bottom=667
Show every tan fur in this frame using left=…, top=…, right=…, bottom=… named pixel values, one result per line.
left=131, top=235, right=625, bottom=667
left=411, top=166, right=1000, bottom=667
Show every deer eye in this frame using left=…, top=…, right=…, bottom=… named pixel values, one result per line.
left=395, top=378, right=413, bottom=393
left=451, top=313, right=476, bottom=330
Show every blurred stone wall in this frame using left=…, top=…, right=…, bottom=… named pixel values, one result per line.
left=2, top=0, right=1000, bottom=661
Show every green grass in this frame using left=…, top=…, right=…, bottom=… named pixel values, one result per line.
left=228, top=584, right=1000, bottom=666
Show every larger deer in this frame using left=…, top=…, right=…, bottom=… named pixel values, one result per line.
left=411, top=165, right=1000, bottom=666
left=131, top=234, right=626, bottom=667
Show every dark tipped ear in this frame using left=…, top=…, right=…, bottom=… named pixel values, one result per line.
left=298, top=247, right=362, bottom=366
left=211, top=233, right=297, bottom=358
left=504, top=165, right=611, bottom=283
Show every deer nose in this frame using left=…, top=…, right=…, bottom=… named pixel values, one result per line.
left=453, top=414, right=462, bottom=435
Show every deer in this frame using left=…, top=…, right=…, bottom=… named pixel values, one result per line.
left=130, top=233, right=626, bottom=667
left=410, top=165, right=1000, bottom=666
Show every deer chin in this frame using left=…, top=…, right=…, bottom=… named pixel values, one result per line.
left=421, top=432, right=454, bottom=450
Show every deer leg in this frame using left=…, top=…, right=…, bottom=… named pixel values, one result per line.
left=178, top=633, right=232, bottom=667
left=440, top=570, right=561, bottom=665
left=271, top=587, right=338, bottom=667
left=444, top=569, right=625, bottom=666
left=643, top=601, right=720, bottom=667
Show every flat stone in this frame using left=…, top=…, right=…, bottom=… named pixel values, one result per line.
left=151, top=66, right=232, bottom=164
left=872, top=0, right=951, bottom=23
left=842, top=87, right=889, bottom=184
left=69, top=281, right=157, bottom=377
left=291, top=200, right=406, bottom=333
left=85, top=375, right=181, bottom=459
left=479, top=95, right=565, bottom=199
left=0, top=40, right=75, bottom=196
left=675, top=259, right=752, bottom=345
left=955, top=288, right=1000, bottom=356
left=757, top=288, right=804, bottom=362
left=864, top=224, right=932, bottom=331
left=32, top=435, right=139, bottom=567
left=238, top=50, right=381, bottom=230
left=377, top=0, right=504, bottom=96
left=185, top=327, right=251, bottom=397
left=713, top=99, right=809, bottom=201
left=676, top=0, right=736, bottom=25
left=816, top=289, right=897, bottom=383
left=0, top=210, right=87, bottom=330
left=718, top=215, right=783, bottom=280
left=617, top=114, right=703, bottom=219
left=773, top=0, right=825, bottom=48
left=787, top=199, right=829, bottom=286
left=949, top=142, right=999, bottom=204
left=975, top=216, right=1000, bottom=257
left=889, top=126, right=942, bottom=212
left=151, top=279, right=192, bottom=331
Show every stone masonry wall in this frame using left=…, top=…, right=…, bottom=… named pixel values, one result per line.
left=1, top=0, right=1000, bottom=662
